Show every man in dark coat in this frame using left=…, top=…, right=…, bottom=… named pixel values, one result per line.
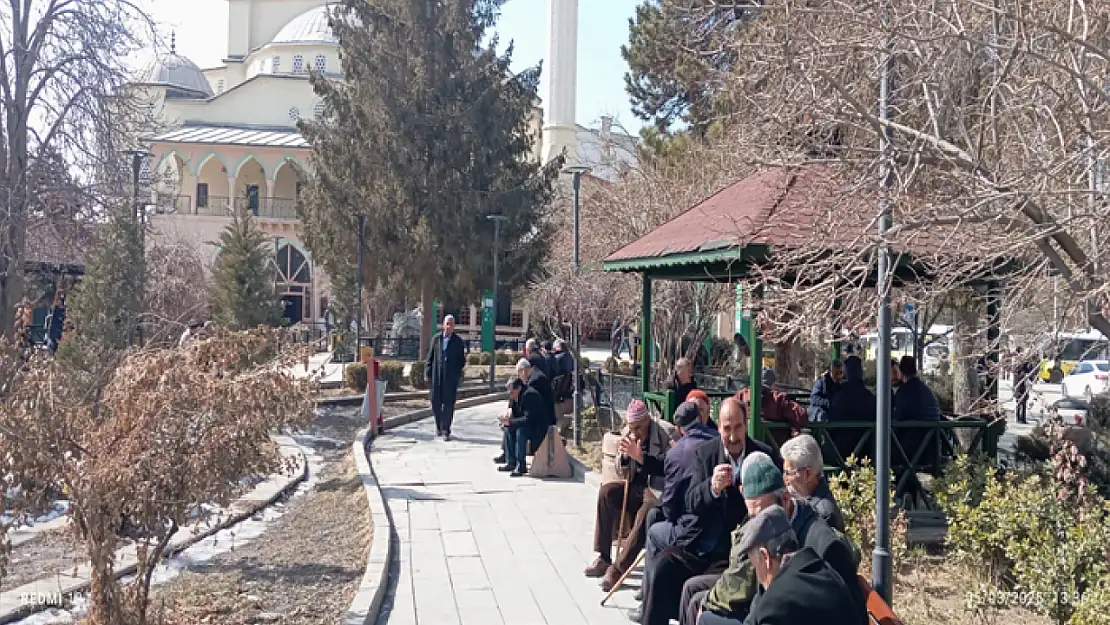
left=709, top=505, right=865, bottom=625
left=828, top=356, right=876, bottom=423
left=424, top=315, right=466, bottom=440
left=553, top=339, right=575, bottom=376
left=517, top=358, right=555, bottom=426
left=498, top=379, right=548, bottom=476
left=525, top=338, right=548, bottom=377
left=668, top=358, right=699, bottom=404
left=1012, top=347, right=1034, bottom=424
left=632, top=398, right=779, bottom=625
left=542, top=341, right=558, bottom=378
left=893, top=355, right=941, bottom=421
left=807, top=360, right=843, bottom=422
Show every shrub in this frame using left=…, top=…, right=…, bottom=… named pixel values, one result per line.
left=408, top=362, right=427, bottom=389
left=466, top=352, right=482, bottom=366
left=827, top=456, right=908, bottom=578
left=496, top=350, right=522, bottom=365
left=922, top=373, right=954, bottom=414
left=604, top=356, right=619, bottom=373
left=379, top=360, right=405, bottom=391
left=479, top=351, right=493, bottom=366
left=933, top=454, right=1014, bottom=583
left=345, top=362, right=368, bottom=391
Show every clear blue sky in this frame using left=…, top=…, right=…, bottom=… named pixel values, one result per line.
left=146, top=0, right=644, bottom=134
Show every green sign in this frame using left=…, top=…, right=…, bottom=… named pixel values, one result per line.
left=481, top=290, right=495, bottom=352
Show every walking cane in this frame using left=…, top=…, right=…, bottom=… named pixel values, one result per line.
left=614, top=454, right=637, bottom=564
left=600, top=550, right=646, bottom=606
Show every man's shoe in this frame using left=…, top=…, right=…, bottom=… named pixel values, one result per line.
left=497, top=465, right=514, bottom=472
left=493, top=454, right=506, bottom=464
left=584, top=557, right=610, bottom=578
left=600, top=565, right=623, bottom=592
left=634, top=586, right=643, bottom=601
left=627, top=607, right=643, bottom=623
left=443, top=433, right=451, bottom=441
left=510, top=470, right=525, bottom=477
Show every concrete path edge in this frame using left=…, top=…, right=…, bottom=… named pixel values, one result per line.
left=343, top=391, right=508, bottom=625
left=0, top=437, right=308, bottom=625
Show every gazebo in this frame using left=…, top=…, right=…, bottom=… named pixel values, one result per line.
left=602, top=165, right=1007, bottom=470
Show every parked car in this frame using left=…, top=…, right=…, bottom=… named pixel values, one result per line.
left=1060, top=360, right=1110, bottom=402
left=922, top=342, right=949, bottom=374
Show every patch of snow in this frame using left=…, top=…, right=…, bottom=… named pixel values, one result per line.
left=0, top=501, right=69, bottom=528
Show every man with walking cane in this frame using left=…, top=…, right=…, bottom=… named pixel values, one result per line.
left=583, top=400, right=670, bottom=592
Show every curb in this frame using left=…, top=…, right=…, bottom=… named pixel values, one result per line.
left=0, top=437, right=308, bottom=624
left=567, top=453, right=601, bottom=490
left=342, top=391, right=508, bottom=625
left=316, top=384, right=497, bottom=407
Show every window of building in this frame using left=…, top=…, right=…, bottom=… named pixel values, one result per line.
left=313, top=102, right=325, bottom=119
left=216, top=79, right=225, bottom=94
left=295, top=182, right=304, bottom=200
left=458, top=308, right=471, bottom=326
left=289, top=106, right=300, bottom=122
left=196, top=182, right=209, bottom=208
left=314, top=54, right=327, bottom=73
left=510, top=310, right=524, bottom=328
left=271, top=55, right=281, bottom=73
left=247, top=185, right=260, bottom=214
left=292, top=55, right=305, bottom=74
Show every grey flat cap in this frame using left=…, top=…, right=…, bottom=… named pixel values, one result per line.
left=736, top=504, right=795, bottom=556
left=674, top=401, right=701, bottom=428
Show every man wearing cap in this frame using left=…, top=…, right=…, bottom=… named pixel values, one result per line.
left=497, top=378, right=549, bottom=476
left=633, top=398, right=778, bottom=625
left=684, top=453, right=863, bottom=625
left=685, top=389, right=717, bottom=430
left=723, top=505, right=865, bottom=625
left=585, top=399, right=670, bottom=591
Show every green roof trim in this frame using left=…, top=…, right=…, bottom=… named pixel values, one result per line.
left=603, top=244, right=770, bottom=274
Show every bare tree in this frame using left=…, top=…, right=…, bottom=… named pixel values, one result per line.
left=0, top=0, right=153, bottom=337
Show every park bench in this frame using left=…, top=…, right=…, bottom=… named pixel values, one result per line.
left=859, top=578, right=906, bottom=625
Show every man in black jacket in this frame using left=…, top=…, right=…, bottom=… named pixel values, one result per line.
left=498, top=379, right=547, bottom=476
left=633, top=398, right=778, bottom=625
left=526, top=338, right=549, bottom=377
left=725, top=505, right=865, bottom=625
left=516, top=358, right=555, bottom=426
left=424, top=315, right=466, bottom=441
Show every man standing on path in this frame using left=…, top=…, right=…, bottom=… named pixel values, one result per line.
left=425, top=314, right=466, bottom=441
left=1012, top=347, right=1033, bottom=424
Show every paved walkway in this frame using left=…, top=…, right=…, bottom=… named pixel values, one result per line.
left=371, top=402, right=639, bottom=625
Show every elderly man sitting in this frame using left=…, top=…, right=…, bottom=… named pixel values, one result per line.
left=497, top=378, right=548, bottom=476
left=780, top=434, right=845, bottom=531
left=585, top=400, right=670, bottom=591
left=682, top=453, right=863, bottom=625
left=734, top=505, right=866, bottom=625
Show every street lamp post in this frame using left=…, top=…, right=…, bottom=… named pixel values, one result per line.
left=564, top=165, right=591, bottom=448
left=873, top=0, right=895, bottom=604
left=487, top=215, right=508, bottom=392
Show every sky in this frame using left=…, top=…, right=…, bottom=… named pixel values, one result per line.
left=144, top=0, right=645, bottom=135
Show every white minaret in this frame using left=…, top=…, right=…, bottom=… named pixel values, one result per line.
left=542, top=0, right=579, bottom=165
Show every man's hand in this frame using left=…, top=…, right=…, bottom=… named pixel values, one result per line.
left=619, top=435, right=644, bottom=463
left=711, top=463, right=732, bottom=497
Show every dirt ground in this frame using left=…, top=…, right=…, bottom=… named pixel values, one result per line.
left=891, top=557, right=1051, bottom=625
left=150, top=451, right=370, bottom=625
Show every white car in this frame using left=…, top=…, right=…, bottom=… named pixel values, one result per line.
left=1060, top=360, right=1110, bottom=402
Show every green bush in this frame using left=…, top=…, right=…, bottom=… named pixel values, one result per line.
left=921, top=373, right=954, bottom=414
left=479, top=351, right=493, bottom=366
left=495, top=350, right=523, bottom=365
left=604, top=356, right=619, bottom=373
left=408, top=362, right=427, bottom=389
left=466, top=352, right=482, bottom=366
left=344, top=362, right=367, bottom=391
left=828, top=456, right=908, bottom=578
left=379, top=360, right=406, bottom=391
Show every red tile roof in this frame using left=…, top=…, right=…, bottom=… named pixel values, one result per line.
left=25, top=219, right=98, bottom=269
left=605, top=165, right=865, bottom=265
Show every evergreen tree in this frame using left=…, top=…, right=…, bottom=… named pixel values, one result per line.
left=299, top=0, right=561, bottom=357
left=64, top=205, right=145, bottom=350
left=622, top=1, right=750, bottom=133
left=210, top=210, right=280, bottom=330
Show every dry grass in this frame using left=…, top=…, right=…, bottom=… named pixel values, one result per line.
left=895, top=556, right=1052, bottom=625
left=149, top=451, right=372, bottom=625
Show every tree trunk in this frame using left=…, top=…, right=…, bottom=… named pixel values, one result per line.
left=774, top=341, right=800, bottom=388
left=951, top=294, right=979, bottom=414
left=419, top=279, right=434, bottom=361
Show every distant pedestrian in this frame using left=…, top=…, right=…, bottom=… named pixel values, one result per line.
left=612, top=317, right=624, bottom=357
left=1012, top=347, right=1033, bottom=424
left=425, top=315, right=466, bottom=441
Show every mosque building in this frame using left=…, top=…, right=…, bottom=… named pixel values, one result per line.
left=132, top=0, right=637, bottom=336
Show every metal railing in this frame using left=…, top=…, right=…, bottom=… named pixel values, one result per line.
left=191, top=197, right=299, bottom=219
left=153, top=195, right=192, bottom=214
left=196, top=196, right=231, bottom=216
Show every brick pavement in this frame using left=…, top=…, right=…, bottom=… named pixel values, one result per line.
left=372, top=402, right=642, bottom=625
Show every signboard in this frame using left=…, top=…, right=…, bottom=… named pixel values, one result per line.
left=735, top=285, right=751, bottom=338
left=481, top=289, right=495, bottom=352
left=360, top=346, right=375, bottom=366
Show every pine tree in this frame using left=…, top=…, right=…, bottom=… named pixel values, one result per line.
left=65, top=205, right=145, bottom=350
left=210, top=210, right=280, bottom=330
left=299, top=0, right=561, bottom=357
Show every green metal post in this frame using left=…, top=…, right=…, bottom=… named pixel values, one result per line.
left=641, top=276, right=652, bottom=395
left=747, top=287, right=763, bottom=440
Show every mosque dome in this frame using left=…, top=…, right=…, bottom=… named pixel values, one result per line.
left=272, top=6, right=339, bottom=45
left=143, top=44, right=213, bottom=97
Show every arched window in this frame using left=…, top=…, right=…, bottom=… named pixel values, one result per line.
left=274, top=244, right=311, bottom=285
left=314, top=54, right=327, bottom=73
left=292, top=54, right=305, bottom=73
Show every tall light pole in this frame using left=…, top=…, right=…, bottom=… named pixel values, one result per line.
left=487, top=214, right=508, bottom=392
left=564, top=165, right=591, bottom=448
left=873, top=0, right=895, bottom=604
